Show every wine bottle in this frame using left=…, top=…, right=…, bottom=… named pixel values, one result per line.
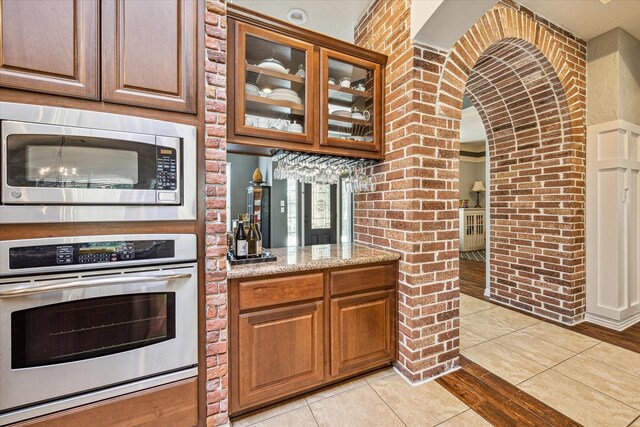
left=255, top=215, right=263, bottom=257
left=235, top=219, right=247, bottom=259
left=248, top=215, right=258, bottom=258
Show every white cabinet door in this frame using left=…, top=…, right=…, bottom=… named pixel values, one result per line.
left=459, top=208, right=485, bottom=252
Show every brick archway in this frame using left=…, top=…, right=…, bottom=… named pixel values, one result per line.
left=440, top=5, right=586, bottom=323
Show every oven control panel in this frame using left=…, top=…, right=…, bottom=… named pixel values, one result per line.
left=9, top=240, right=175, bottom=270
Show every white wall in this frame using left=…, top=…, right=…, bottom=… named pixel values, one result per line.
left=587, top=28, right=640, bottom=125
left=459, top=159, right=486, bottom=207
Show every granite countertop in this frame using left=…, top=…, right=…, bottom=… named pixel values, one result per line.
left=227, top=243, right=400, bottom=279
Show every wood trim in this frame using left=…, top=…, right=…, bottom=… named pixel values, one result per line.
left=227, top=4, right=387, bottom=64
left=0, top=0, right=99, bottom=100
left=11, top=378, right=198, bottom=427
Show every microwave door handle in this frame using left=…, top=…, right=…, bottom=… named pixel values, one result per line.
left=0, top=272, right=192, bottom=298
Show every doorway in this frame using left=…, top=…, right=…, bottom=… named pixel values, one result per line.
left=304, top=183, right=337, bottom=245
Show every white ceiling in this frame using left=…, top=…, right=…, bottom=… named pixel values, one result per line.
left=233, top=0, right=640, bottom=46
left=460, top=106, right=487, bottom=144
left=517, top=0, right=640, bottom=41
left=231, top=0, right=373, bottom=42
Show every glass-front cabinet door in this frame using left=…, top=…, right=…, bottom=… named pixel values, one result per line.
left=234, top=23, right=315, bottom=144
left=320, top=49, right=382, bottom=153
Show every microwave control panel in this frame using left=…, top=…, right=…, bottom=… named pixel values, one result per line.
left=8, top=240, right=175, bottom=270
left=156, top=147, right=177, bottom=191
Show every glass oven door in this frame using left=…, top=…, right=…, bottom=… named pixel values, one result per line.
left=0, top=264, right=197, bottom=413
left=1, top=121, right=181, bottom=205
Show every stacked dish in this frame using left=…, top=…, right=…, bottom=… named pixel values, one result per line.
left=267, top=88, right=302, bottom=105
left=332, top=109, right=352, bottom=118
left=258, top=58, right=289, bottom=74
left=245, top=83, right=260, bottom=97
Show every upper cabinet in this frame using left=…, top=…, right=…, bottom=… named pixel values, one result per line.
left=0, top=0, right=198, bottom=114
left=0, top=0, right=99, bottom=99
left=101, top=0, right=197, bottom=113
left=228, top=6, right=386, bottom=159
left=233, top=23, right=315, bottom=145
left=321, top=49, right=383, bottom=154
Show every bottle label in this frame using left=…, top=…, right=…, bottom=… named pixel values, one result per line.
left=236, top=240, right=247, bottom=256
left=257, top=240, right=262, bottom=256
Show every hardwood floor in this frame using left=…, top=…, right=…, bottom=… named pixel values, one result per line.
left=459, top=257, right=640, bottom=354
left=437, top=356, right=580, bottom=427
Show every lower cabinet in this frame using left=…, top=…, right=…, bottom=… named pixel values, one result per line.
left=230, top=262, right=397, bottom=416
left=330, top=290, right=394, bottom=376
left=237, top=302, right=324, bottom=407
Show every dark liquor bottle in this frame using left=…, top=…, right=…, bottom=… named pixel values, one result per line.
left=235, top=219, right=248, bottom=259
left=247, top=215, right=258, bottom=257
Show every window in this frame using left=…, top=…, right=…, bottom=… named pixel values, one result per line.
left=311, top=183, right=331, bottom=229
left=286, top=179, right=298, bottom=246
left=340, top=178, right=352, bottom=243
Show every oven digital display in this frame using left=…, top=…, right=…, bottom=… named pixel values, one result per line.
left=8, top=240, right=175, bottom=270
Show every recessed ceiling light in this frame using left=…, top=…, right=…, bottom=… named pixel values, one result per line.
left=287, top=8, right=308, bottom=25
left=599, top=0, right=613, bottom=4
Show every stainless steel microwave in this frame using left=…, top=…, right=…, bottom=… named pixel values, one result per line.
left=0, top=102, right=196, bottom=223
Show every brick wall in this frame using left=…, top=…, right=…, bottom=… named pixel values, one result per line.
left=436, top=1, right=587, bottom=323
left=354, top=0, right=461, bottom=382
left=353, top=0, right=586, bottom=381
left=204, top=0, right=229, bottom=425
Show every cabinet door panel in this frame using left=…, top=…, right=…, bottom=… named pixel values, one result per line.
left=0, top=0, right=98, bottom=99
left=238, top=302, right=323, bottom=408
left=101, top=0, right=197, bottom=113
left=320, top=48, right=383, bottom=154
left=331, top=290, right=393, bottom=376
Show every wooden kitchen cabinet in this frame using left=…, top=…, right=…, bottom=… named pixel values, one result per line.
left=320, top=49, right=383, bottom=154
left=101, top=0, right=198, bottom=113
left=230, top=261, right=397, bottom=416
left=330, top=290, right=394, bottom=376
left=0, top=0, right=99, bottom=99
left=228, top=5, right=387, bottom=159
left=237, top=302, right=324, bottom=408
left=231, top=22, right=316, bottom=145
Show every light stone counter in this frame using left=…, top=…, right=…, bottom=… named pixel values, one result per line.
left=227, top=243, right=400, bottom=279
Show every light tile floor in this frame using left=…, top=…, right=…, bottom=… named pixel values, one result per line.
left=232, top=295, right=640, bottom=427
left=460, top=295, right=640, bottom=427
left=231, top=367, right=487, bottom=427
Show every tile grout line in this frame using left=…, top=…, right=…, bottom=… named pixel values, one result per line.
left=627, top=413, right=640, bottom=427
left=307, top=401, right=321, bottom=427
left=546, top=369, right=640, bottom=415
left=366, top=380, right=409, bottom=427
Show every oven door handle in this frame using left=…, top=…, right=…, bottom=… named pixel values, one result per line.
left=0, top=272, right=192, bottom=298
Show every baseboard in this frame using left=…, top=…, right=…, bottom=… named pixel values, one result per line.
left=584, top=311, right=640, bottom=331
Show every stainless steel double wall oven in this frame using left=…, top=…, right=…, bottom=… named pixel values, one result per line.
left=0, top=103, right=200, bottom=425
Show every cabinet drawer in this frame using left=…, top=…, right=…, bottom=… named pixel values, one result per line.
left=239, top=273, right=324, bottom=311
left=330, top=264, right=394, bottom=297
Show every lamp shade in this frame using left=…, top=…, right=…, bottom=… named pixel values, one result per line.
left=470, top=180, right=486, bottom=192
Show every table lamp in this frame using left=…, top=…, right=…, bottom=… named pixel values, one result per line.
left=471, top=180, right=486, bottom=208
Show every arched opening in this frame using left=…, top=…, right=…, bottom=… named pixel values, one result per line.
left=437, top=10, right=588, bottom=328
